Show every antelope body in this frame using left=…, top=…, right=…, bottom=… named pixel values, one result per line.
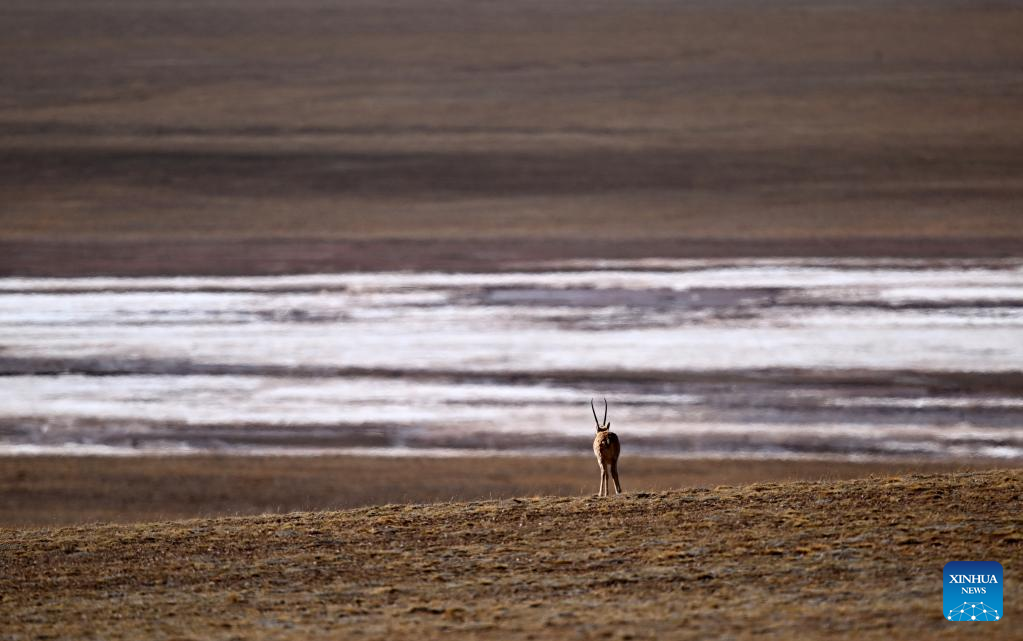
left=591, top=398, right=621, bottom=496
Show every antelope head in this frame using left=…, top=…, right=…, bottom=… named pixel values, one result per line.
left=591, top=397, right=610, bottom=433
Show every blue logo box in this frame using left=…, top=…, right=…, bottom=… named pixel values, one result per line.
left=943, top=561, right=1003, bottom=622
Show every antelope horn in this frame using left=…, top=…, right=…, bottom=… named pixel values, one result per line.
left=603, top=397, right=608, bottom=424
left=590, top=398, right=600, bottom=426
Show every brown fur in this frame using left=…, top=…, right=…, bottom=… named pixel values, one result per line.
left=592, top=427, right=622, bottom=497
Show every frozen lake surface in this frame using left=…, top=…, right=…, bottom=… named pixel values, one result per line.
left=1, top=258, right=1021, bottom=459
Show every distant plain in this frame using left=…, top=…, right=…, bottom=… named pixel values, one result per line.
left=2, top=0, right=1022, bottom=274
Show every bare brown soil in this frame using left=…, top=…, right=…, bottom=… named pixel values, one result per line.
left=1, top=469, right=1019, bottom=640
left=0, top=455, right=1016, bottom=528
left=2, top=1, right=1023, bottom=275
left=3, top=236, right=1022, bottom=277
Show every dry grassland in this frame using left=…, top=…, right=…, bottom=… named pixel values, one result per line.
left=1, top=469, right=1019, bottom=640
left=2, top=455, right=1014, bottom=528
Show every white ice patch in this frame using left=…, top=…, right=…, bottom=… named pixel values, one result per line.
left=1, top=259, right=1021, bottom=293
left=0, top=374, right=701, bottom=428
left=2, top=258, right=1022, bottom=459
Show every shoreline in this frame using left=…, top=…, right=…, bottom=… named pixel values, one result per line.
left=6, top=448, right=1022, bottom=462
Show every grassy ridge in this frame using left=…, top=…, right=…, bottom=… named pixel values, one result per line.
left=1, top=455, right=1015, bottom=529
left=2, top=470, right=1019, bottom=639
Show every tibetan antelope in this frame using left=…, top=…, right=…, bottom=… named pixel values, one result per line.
left=591, top=398, right=621, bottom=496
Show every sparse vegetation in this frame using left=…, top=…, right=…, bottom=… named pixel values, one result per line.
left=2, top=470, right=1019, bottom=639
left=1, top=455, right=1012, bottom=528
